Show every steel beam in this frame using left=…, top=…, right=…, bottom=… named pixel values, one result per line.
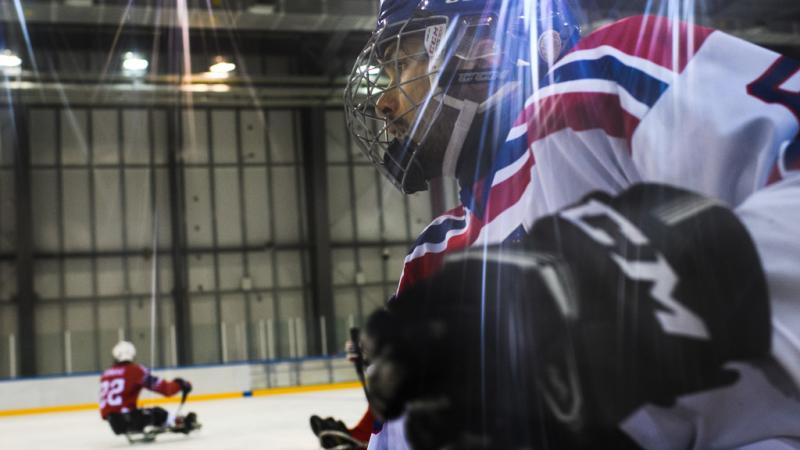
left=11, top=103, right=36, bottom=376
left=167, top=107, right=193, bottom=365
left=0, top=2, right=375, bottom=33
left=300, top=107, right=335, bottom=355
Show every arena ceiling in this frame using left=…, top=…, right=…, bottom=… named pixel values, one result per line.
left=0, top=0, right=797, bottom=105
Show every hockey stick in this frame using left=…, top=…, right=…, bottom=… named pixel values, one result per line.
left=349, top=327, right=371, bottom=403
left=174, top=387, right=190, bottom=417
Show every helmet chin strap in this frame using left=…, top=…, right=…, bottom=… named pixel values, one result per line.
left=438, top=80, right=520, bottom=178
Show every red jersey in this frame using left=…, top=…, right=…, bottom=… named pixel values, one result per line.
left=99, top=362, right=181, bottom=419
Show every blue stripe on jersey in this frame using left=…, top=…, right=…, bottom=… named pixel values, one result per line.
left=469, top=133, right=530, bottom=217
left=143, top=374, right=158, bottom=389
left=406, top=216, right=468, bottom=255
left=494, top=131, right=530, bottom=176
left=503, top=225, right=528, bottom=244
left=542, top=55, right=670, bottom=108
left=459, top=105, right=528, bottom=217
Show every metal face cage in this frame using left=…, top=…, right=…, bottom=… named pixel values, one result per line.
left=344, top=10, right=523, bottom=193
left=343, top=16, right=451, bottom=193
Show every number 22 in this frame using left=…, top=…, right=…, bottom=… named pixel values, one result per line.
left=99, top=379, right=125, bottom=408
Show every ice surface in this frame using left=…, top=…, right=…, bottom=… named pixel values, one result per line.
left=0, top=388, right=367, bottom=450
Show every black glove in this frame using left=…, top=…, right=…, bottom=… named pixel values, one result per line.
left=174, top=378, right=192, bottom=395
left=364, top=184, right=771, bottom=449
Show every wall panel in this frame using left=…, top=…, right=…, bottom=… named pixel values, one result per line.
left=182, top=110, right=209, bottom=163
left=214, top=167, right=243, bottom=246
left=325, top=110, right=348, bottom=163
left=34, top=304, right=63, bottom=375
left=242, top=167, right=270, bottom=245
left=190, top=295, right=220, bottom=364
left=62, top=169, right=92, bottom=251
left=380, top=184, right=410, bottom=241
left=63, top=258, right=93, bottom=298
left=96, top=257, right=125, bottom=297
left=0, top=169, right=15, bottom=253
left=327, top=167, right=354, bottom=242
left=188, top=253, right=216, bottom=293
left=124, top=169, right=154, bottom=248
left=268, top=111, right=297, bottom=163
left=31, top=169, right=60, bottom=252
left=220, top=294, right=247, bottom=361
left=247, top=251, right=274, bottom=289
left=218, top=253, right=245, bottom=291
left=60, top=109, right=89, bottom=165
left=0, top=263, right=16, bottom=302
left=241, top=110, right=267, bottom=163
left=272, top=167, right=302, bottom=242
left=93, top=169, right=123, bottom=250
left=65, top=303, right=95, bottom=372
left=29, top=108, right=57, bottom=165
left=10, top=103, right=420, bottom=377
left=211, top=110, right=238, bottom=163
left=0, top=304, right=18, bottom=377
left=91, top=109, right=119, bottom=164
left=122, top=109, right=152, bottom=164
left=353, top=166, right=380, bottom=240
left=184, top=168, right=213, bottom=246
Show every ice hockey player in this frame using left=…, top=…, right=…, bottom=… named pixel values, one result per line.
left=333, top=0, right=800, bottom=448
left=99, top=341, right=199, bottom=440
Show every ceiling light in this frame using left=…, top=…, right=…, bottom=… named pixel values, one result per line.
left=0, top=50, right=22, bottom=68
left=209, top=57, right=236, bottom=74
left=122, top=52, right=148, bottom=73
left=203, top=71, right=229, bottom=80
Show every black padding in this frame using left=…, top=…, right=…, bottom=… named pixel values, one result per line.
left=106, top=407, right=169, bottom=435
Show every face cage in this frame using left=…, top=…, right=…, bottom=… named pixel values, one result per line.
left=344, top=18, right=451, bottom=193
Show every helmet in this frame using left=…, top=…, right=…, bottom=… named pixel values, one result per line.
left=112, top=340, right=136, bottom=362
left=344, top=0, right=581, bottom=193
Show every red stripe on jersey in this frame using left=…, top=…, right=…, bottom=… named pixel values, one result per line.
left=485, top=151, right=535, bottom=223
left=570, top=15, right=714, bottom=73
left=397, top=213, right=484, bottom=295
left=517, top=92, right=641, bottom=146
left=399, top=91, right=641, bottom=295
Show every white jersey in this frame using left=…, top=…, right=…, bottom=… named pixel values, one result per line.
left=374, top=14, right=800, bottom=450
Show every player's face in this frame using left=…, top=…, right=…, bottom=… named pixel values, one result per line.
left=375, top=36, right=432, bottom=143
left=361, top=28, right=504, bottom=184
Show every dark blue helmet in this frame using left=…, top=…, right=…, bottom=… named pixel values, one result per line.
left=345, top=0, right=583, bottom=193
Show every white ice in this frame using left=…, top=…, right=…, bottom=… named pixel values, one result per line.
left=0, top=388, right=367, bottom=450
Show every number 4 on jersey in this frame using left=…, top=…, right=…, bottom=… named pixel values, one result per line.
left=748, top=56, right=800, bottom=121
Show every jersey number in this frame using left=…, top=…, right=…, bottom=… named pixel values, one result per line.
left=561, top=200, right=710, bottom=340
left=747, top=56, right=800, bottom=121
left=99, top=379, right=125, bottom=408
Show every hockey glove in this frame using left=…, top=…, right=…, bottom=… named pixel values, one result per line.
left=174, top=378, right=192, bottom=395
left=363, top=184, right=771, bottom=449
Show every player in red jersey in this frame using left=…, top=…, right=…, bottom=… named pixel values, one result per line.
left=100, top=341, right=199, bottom=439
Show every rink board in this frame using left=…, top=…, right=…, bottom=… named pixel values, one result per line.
left=0, top=356, right=358, bottom=416
left=0, top=387, right=368, bottom=450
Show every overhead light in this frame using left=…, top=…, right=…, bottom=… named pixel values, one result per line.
left=0, top=50, right=22, bottom=68
left=181, top=83, right=231, bottom=93
left=209, top=57, right=236, bottom=74
left=248, top=4, right=275, bottom=14
left=122, top=52, right=148, bottom=74
left=202, top=71, right=229, bottom=80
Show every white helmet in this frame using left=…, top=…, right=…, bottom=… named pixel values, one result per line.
left=112, top=340, right=136, bottom=362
